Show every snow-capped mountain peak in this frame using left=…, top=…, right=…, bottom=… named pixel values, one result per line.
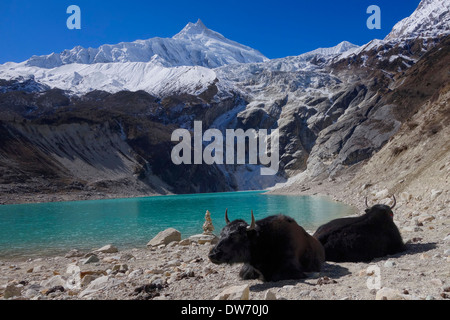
left=0, top=20, right=268, bottom=96
left=20, top=20, right=267, bottom=70
left=173, top=19, right=215, bottom=39
left=385, top=0, right=450, bottom=41
left=301, top=41, right=360, bottom=58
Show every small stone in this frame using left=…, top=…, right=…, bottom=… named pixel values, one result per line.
left=65, top=249, right=84, bottom=258
left=399, top=192, right=412, bottom=202
left=4, top=284, right=22, bottom=299
left=146, top=268, right=164, bottom=275
left=128, top=269, right=143, bottom=279
left=179, top=239, right=191, bottom=246
left=264, top=290, right=277, bottom=300
left=417, top=214, right=435, bottom=224
left=430, top=189, right=443, bottom=200
left=188, top=234, right=218, bottom=245
left=298, top=290, right=310, bottom=296
left=36, top=265, right=47, bottom=272
left=45, top=286, right=65, bottom=295
left=214, top=284, right=250, bottom=300
left=80, top=274, right=96, bottom=287
left=23, top=288, right=41, bottom=299
left=317, top=276, right=337, bottom=285
left=120, top=253, right=134, bottom=261
left=112, top=264, right=128, bottom=273
left=79, top=275, right=111, bottom=298
left=375, top=287, right=405, bottom=300
left=166, top=259, right=182, bottom=267
left=66, top=263, right=80, bottom=275
left=83, top=254, right=99, bottom=264
left=40, top=275, right=66, bottom=289
left=373, top=189, right=389, bottom=200
left=94, top=244, right=118, bottom=254
left=384, top=260, right=396, bottom=268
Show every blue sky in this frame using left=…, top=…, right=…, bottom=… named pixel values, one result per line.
left=0, top=0, right=421, bottom=63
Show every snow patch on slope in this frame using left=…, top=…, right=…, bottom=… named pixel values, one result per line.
left=385, top=0, right=450, bottom=40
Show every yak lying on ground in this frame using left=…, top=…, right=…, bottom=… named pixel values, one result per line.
left=208, top=209, right=325, bottom=282
left=313, top=196, right=405, bottom=262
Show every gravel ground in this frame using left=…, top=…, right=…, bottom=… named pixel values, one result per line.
left=1, top=184, right=448, bottom=301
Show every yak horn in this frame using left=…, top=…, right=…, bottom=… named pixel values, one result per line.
left=247, top=210, right=256, bottom=231
left=225, top=208, right=230, bottom=224
left=365, top=197, right=369, bottom=208
left=390, top=195, right=396, bottom=209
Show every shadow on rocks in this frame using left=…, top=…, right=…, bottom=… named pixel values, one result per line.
left=249, top=263, right=350, bottom=292
left=403, top=241, right=437, bottom=255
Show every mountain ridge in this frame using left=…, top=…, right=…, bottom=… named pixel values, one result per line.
left=0, top=0, right=449, bottom=201
left=21, top=19, right=268, bottom=70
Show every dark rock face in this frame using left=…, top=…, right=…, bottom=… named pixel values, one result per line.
left=0, top=88, right=235, bottom=198
left=0, top=34, right=448, bottom=199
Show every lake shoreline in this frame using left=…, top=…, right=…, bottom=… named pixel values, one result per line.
left=0, top=190, right=354, bottom=262
left=1, top=177, right=449, bottom=300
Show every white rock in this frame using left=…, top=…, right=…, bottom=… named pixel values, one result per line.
left=66, top=263, right=81, bottom=275
left=31, top=265, right=46, bottom=273
left=78, top=275, right=111, bottom=298
left=264, top=290, right=277, bottom=300
left=375, top=287, right=406, bottom=300
left=417, top=214, right=435, bottom=224
left=40, top=275, right=66, bottom=289
left=214, top=284, right=250, bottom=300
left=188, top=234, right=218, bottom=244
left=85, top=275, right=110, bottom=291
left=65, top=249, right=84, bottom=258
left=128, top=269, right=143, bottom=279
left=373, top=189, right=389, bottom=200
left=23, top=288, right=41, bottom=299
left=430, top=189, right=443, bottom=200
left=94, top=244, right=118, bottom=254
left=399, top=192, right=412, bottom=202
left=384, top=260, right=396, bottom=268
left=147, top=228, right=181, bottom=247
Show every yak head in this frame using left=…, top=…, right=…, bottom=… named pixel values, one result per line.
left=365, top=195, right=396, bottom=218
left=208, top=209, right=256, bottom=265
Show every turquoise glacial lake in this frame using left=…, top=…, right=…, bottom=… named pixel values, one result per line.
left=0, top=191, right=356, bottom=258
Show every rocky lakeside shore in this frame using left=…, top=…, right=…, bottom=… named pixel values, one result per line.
left=0, top=181, right=449, bottom=301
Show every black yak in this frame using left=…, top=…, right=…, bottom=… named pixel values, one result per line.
left=208, top=209, right=325, bottom=282
left=313, top=196, right=405, bottom=262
